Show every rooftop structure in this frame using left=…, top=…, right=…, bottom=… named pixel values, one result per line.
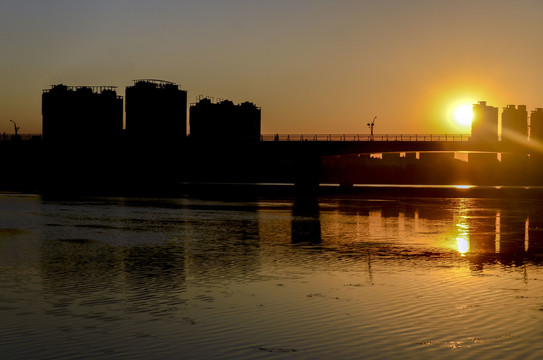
left=130, top=79, right=175, bottom=86
left=43, top=85, right=118, bottom=93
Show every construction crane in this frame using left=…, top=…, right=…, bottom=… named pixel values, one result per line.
left=367, top=116, right=376, bottom=141
left=10, top=120, right=20, bottom=136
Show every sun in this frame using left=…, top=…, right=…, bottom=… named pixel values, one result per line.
left=454, top=105, right=473, bottom=126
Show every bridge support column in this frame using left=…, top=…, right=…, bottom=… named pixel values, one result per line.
left=294, top=154, right=321, bottom=201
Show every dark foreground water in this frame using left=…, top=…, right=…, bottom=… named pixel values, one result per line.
left=2, top=192, right=543, bottom=359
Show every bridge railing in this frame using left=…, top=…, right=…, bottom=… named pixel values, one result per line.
left=260, top=134, right=471, bottom=142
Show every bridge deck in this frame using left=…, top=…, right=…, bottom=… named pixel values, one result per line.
left=260, top=134, right=469, bottom=142
left=258, top=140, right=537, bottom=156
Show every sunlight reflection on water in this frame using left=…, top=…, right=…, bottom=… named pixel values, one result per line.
left=456, top=237, right=469, bottom=255
left=1, top=193, right=543, bottom=359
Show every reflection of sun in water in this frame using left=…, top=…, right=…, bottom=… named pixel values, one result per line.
left=455, top=212, right=470, bottom=255
left=454, top=105, right=473, bottom=126
left=457, top=237, right=469, bottom=255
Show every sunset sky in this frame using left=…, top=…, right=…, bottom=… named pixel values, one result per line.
left=1, top=0, right=543, bottom=136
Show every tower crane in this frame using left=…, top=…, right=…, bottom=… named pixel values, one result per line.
left=367, top=116, right=376, bottom=141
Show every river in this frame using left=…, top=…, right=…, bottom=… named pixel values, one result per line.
left=1, top=191, right=543, bottom=359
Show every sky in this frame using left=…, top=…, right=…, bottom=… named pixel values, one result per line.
left=1, top=0, right=543, bottom=136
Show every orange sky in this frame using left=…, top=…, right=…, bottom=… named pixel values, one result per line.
left=1, top=0, right=542, bottom=136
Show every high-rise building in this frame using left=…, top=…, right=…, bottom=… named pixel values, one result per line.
left=42, top=84, right=123, bottom=143
left=502, top=105, right=528, bottom=143
left=189, top=97, right=261, bottom=143
left=125, top=79, right=187, bottom=143
left=471, top=101, right=498, bottom=142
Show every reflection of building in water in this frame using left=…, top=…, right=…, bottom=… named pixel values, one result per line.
left=527, top=203, right=543, bottom=257
left=525, top=217, right=529, bottom=252
left=125, top=79, right=187, bottom=143
left=40, top=240, right=186, bottom=317
left=40, top=240, right=125, bottom=297
left=502, top=104, right=528, bottom=143
left=381, top=204, right=400, bottom=218
left=366, top=203, right=421, bottom=242
left=401, top=203, right=417, bottom=219
left=471, top=101, right=498, bottom=142
left=463, top=203, right=543, bottom=268
left=464, top=210, right=498, bottom=253
left=417, top=203, right=453, bottom=221
left=463, top=206, right=529, bottom=255
left=495, top=211, right=501, bottom=253
left=498, top=208, right=528, bottom=257
left=42, top=84, right=123, bottom=143
left=257, top=207, right=292, bottom=246
left=124, top=244, right=186, bottom=299
left=184, top=209, right=261, bottom=281
left=368, top=209, right=383, bottom=237
left=256, top=200, right=543, bottom=270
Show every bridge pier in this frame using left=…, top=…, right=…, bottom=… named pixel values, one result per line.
left=294, top=153, right=322, bottom=201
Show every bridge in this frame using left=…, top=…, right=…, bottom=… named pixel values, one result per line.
left=177, top=133, right=543, bottom=197
left=260, top=133, right=468, bottom=142
left=257, top=134, right=540, bottom=156
left=5, top=132, right=540, bottom=155
left=2, top=132, right=542, bottom=194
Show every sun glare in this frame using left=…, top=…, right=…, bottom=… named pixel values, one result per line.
left=454, top=105, right=473, bottom=126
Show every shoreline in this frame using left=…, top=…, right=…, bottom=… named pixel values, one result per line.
left=8, top=182, right=543, bottom=200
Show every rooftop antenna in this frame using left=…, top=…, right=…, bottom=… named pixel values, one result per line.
left=9, top=120, right=19, bottom=136
left=367, top=116, right=376, bottom=141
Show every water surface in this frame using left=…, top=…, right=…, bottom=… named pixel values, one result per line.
left=1, top=193, right=543, bottom=359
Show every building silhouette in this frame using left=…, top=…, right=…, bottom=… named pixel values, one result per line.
left=469, top=100, right=499, bottom=183
left=530, top=108, right=543, bottom=144
left=189, top=97, right=261, bottom=143
left=42, top=84, right=123, bottom=144
left=125, top=79, right=187, bottom=143
left=471, top=101, right=498, bottom=142
left=502, top=104, right=528, bottom=143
